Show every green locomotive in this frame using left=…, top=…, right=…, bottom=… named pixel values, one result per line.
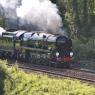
left=0, top=29, right=73, bottom=68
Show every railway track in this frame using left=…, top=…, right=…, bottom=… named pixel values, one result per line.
left=7, top=63, right=95, bottom=84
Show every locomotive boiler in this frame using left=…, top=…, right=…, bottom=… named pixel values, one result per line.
left=0, top=29, right=73, bottom=68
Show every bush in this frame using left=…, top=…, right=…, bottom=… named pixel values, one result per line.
left=72, top=38, right=95, bottom=61
left=0, top=60, right=95, bottom=95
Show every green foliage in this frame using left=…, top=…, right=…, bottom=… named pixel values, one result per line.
left=73, top=38, right=95, bottom=60
left=0, top=60, right=95, bottom=95
left=55, top=0, right=95, bottom=38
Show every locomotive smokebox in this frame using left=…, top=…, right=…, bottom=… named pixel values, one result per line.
left=56, top=36, right=72, bottom=48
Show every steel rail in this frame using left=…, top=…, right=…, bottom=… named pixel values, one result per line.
left=7, top=63, right=95, bottom=83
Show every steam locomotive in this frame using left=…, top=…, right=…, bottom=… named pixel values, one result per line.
left=0, top=29, right=73, bottom=68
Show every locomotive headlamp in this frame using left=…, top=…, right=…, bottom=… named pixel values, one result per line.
left=70, top=52, right=73, bottom=57
left=56, top=52, right=59, bottom=57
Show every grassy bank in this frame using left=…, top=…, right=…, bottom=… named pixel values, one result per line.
left=0, top=60, right=95, bottom=95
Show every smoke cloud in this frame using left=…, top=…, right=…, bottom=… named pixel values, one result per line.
left=0, top=0, right=63, bottom=34
left=0, top=0, right=20, bottom=29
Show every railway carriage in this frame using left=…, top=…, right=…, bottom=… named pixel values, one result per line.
left=0, top=29, right=73, bottom=68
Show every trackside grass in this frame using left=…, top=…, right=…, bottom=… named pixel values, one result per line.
left=0, top=60, right=95, bottom=95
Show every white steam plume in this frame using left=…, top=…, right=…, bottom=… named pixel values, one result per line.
left=0, top=0, right=20, bottom=18
left=0, top=0, right=63, bottom=34
left=17, top=0, right=62, bottom=34
left=0, top=0, right=21, bottom=29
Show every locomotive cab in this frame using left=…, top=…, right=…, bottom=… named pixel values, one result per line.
left=0, top=30, right=26, bottom=60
